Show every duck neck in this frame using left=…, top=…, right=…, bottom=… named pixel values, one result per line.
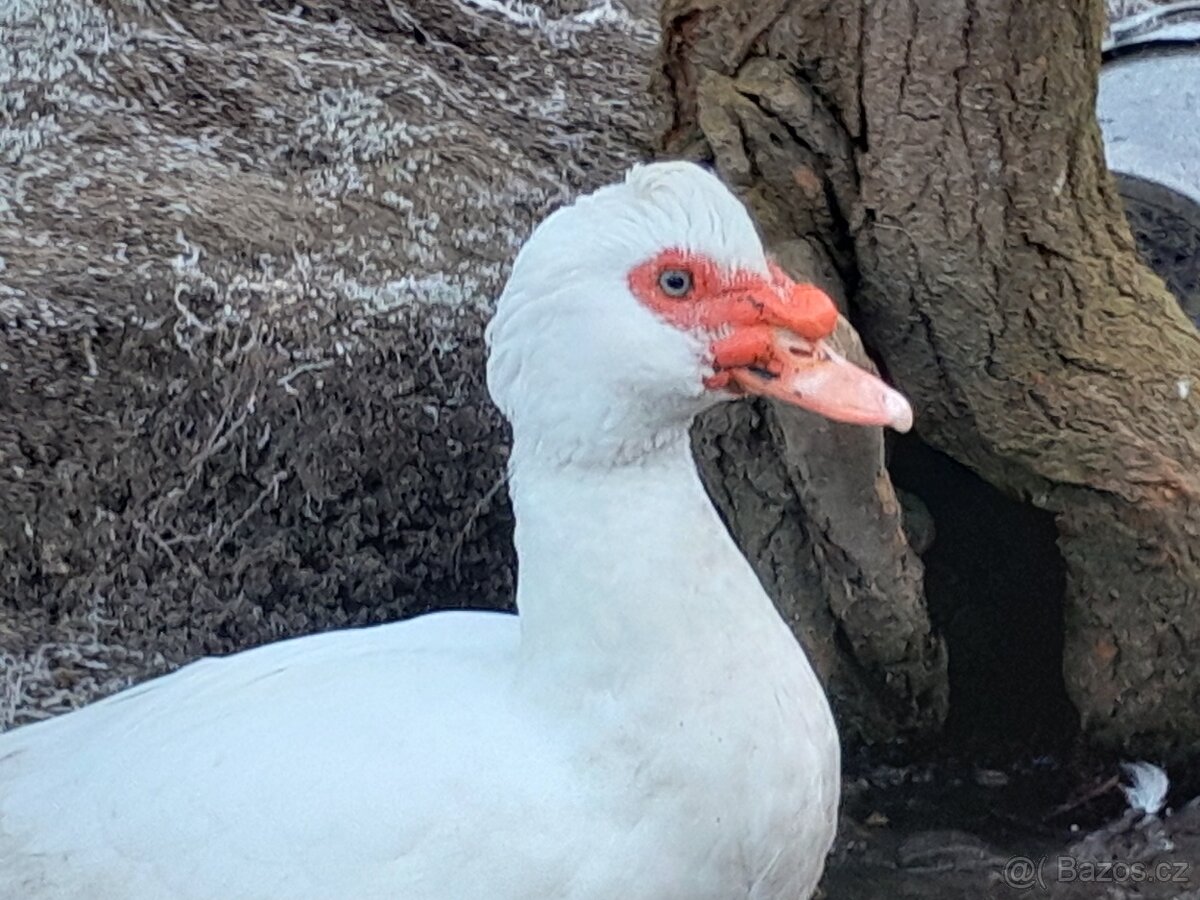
left=507, top=427, right=783, bottom=681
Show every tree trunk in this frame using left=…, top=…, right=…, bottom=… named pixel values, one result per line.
left=659, top=0, right=1200, bottom=752
left=692, top=327, right=947, bottom=744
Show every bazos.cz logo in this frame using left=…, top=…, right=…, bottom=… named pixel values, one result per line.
left=1002, top=855, right=1192, bottom=891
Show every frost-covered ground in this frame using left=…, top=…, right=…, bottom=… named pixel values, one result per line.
left=1099, top=0, right=1200, bottom=324
left=1100, top=0, right=1200, bottom=204
left=1099, top=52, right=1200, bottom=204
left=1, top=0, right=660, bottom=729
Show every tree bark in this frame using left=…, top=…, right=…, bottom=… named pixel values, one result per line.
left=659, top=0, right=1200, bottom=752
left=692, top=326, right=947, bottom=744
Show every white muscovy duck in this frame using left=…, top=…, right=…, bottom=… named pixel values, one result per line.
left=0, top=161, right=912, bottom=900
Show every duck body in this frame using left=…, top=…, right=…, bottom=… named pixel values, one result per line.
left=1, top=438, right=837, bottom=900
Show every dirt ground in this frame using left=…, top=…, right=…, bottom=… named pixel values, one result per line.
left=826, top=748, right=1200, bottom=898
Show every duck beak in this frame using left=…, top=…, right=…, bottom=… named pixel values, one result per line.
left=720, top=329, right=914, bottom=432
left=706, top=275, right=914, bottom=433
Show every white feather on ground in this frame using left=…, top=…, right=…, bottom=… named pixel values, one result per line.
left=1121, top=761, right=1170, bottom=815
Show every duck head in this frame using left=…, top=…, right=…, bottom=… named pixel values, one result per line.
left=487, top=162, right=912, bottom=466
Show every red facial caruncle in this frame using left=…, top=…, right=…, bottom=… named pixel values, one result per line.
left=627, top=249, right=913, bottom=432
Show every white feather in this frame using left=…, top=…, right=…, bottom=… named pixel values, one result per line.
left=1121, top=761, right=1169, bottom=815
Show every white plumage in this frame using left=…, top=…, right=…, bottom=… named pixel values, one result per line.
left=1, top=162, right=911, bottom=899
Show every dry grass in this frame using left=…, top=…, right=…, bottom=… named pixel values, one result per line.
left=0, top=0, right=660, bottom=729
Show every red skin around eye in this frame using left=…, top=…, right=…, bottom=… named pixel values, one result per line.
left=627, top=249, right=914, bottom=431
left=626, top=249, right=839, bottom=340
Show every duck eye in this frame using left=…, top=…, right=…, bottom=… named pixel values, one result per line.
left=658, top=268, right=693, bottom=298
